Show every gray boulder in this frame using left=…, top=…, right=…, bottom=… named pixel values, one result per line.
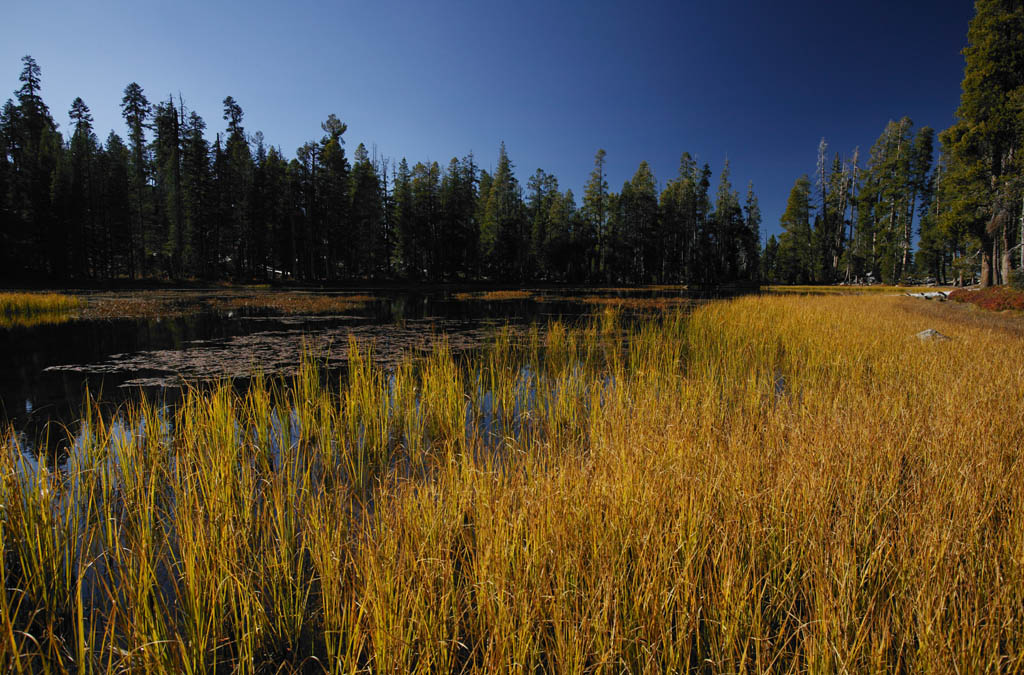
left=916, top=328, right=951, bottom=342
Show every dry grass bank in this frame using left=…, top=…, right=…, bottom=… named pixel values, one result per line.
left=1, top=294, right=1023, bottom=672
left=764, top=284, right=945, bottom=295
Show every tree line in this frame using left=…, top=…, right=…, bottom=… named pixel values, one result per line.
left=766, top=0, right=1024, bottom=288
left=0, top=56, right=760, bottom=286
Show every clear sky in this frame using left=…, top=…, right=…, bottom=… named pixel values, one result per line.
left=2, top=0, right=974, bottom=239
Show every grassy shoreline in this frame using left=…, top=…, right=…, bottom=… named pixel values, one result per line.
left=0, top=292, right=81, bottom=328
left=2, top=294, right=1023, bottom=672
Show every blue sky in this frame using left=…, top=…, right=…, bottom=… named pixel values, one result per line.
left=2, top=0, right=973, bottom=239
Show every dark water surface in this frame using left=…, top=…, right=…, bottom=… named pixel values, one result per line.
left=1, top=286, right=698, bottom=456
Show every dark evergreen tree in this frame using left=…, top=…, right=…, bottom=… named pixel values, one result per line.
left=9, top=57, right=61, bottom=278
left=939, top=0, right=1024, bottom=286
left=440, top=155, right=479, bottom=279
left=121, top=81, right=150, bottom=278
left=619, top=161, right=659, bottom=282
left=581, top=149, right=608, bottom=281
left=392, top=158, right=417, bottom=277
left=320, top=114, right=349, bottom=279
left=152, top=96, right=185, bottom=277
left=659, top=153, right=698, bottom=283
left=741, top=182, right=761, bottom=282
left=181, top=111, right=211, bottom=277
left=97, top=132, right=133, bottom=278
left=410, top=160, right=442, bottom=279
left=350, top=142, right=384, bottom=278
left=66, top=97, right=98, bottom=278
left=712, top=160, right=745, bottom=283
left=777, top=176, right=815, bottom=283
left=480, top=143, right=524, bottom=279
left=761, top=234, right=779, bottom=283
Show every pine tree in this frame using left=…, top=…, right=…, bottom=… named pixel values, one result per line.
left=221, top=96, right=253, bottom=278
left=692, top=164, right=714, bottom=286
left=153, top=96, right=186, bottom=277
left=777, top=176, right=815, bottom=283
left=96, top=132, right=133, bottom=278
left=440, top=155, right=479, bottom=280
left=544, top=187, right=577, bottom=281
left=259, top=144, right=290, bottom=279
left=10, top=57, right=60, bottom=278
left=761, top=234, right=779, bottom=283
left=121, top=82, right=150, bottom=278
left=581, top=149, right=608, bottom=281
left=742, top=182, right=762, bottom=282
left=712, top=160, right=744, bottom=282
left=67, top=96, right=98, bottom=278
left=620, top=161, right=659, bottom=282
left=940, top=0, right=1024, bottom=286
left=526, top=168, right=554, bottom=279
left=392, top=158, right=417, bottom=277
left=480, top=142, right=524, bottom=280
left=0, top=102, right=15, bottom=276
left=659, top=153, right=698, bottom=283
left=181, top=111, right=211, bottom=277
left=350, top=142, right=384, bottom=278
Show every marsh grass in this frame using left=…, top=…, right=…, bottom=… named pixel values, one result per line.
left=0, top=293, right=81, bottom=328
left=577, top=296, right=700, bottom=311
left=764, top=284, right=943, bottom=295
left=2, top=294, right=1023, bottom=672
left=453, top=290, right=537, bottom=301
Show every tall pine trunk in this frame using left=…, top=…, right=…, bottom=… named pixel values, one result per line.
left=1001, top=220, right=1012, bottom=284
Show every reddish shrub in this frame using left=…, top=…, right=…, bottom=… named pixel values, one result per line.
left=949, top=286, right=1024, bottom=312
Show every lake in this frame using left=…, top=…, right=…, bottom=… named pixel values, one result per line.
left=0, top=285, right=704, bottom=457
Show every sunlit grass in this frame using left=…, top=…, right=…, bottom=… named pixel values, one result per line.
left=0, top=292, right=81, bottom=328
left=453, top=290, right=536, bottom=301
left=578, top=295, right=699, bottom=311
left=2, top=294, right=1023, bottom=672
left=765, top=284, right=944, bottom=294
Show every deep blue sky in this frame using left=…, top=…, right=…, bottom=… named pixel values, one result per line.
left=3, top=0, right=974, bottom=239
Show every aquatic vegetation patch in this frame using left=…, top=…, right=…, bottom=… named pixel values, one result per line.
left=205, top=292, right=375, bottom=315
left=77, top=291, right=376, bottom=320
left=44, top=318, right=498, bottom=387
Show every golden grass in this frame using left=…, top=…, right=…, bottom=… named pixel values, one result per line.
left=577, top=296, right=699, bottom=311
left=2, top=295, right=1023, bottom=672
left=765, top=284, right=945, bottom=295
left=453, top=290, right=537, bottom=301
left=0, top=292, right=81, bottom=328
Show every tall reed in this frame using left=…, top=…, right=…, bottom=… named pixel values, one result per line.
left=0, top=292, right=80, bottom=328
left=1, top=294, right=1022, bottom=672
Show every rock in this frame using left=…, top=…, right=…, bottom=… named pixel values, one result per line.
left=916, top=328, right=951, bottom=342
